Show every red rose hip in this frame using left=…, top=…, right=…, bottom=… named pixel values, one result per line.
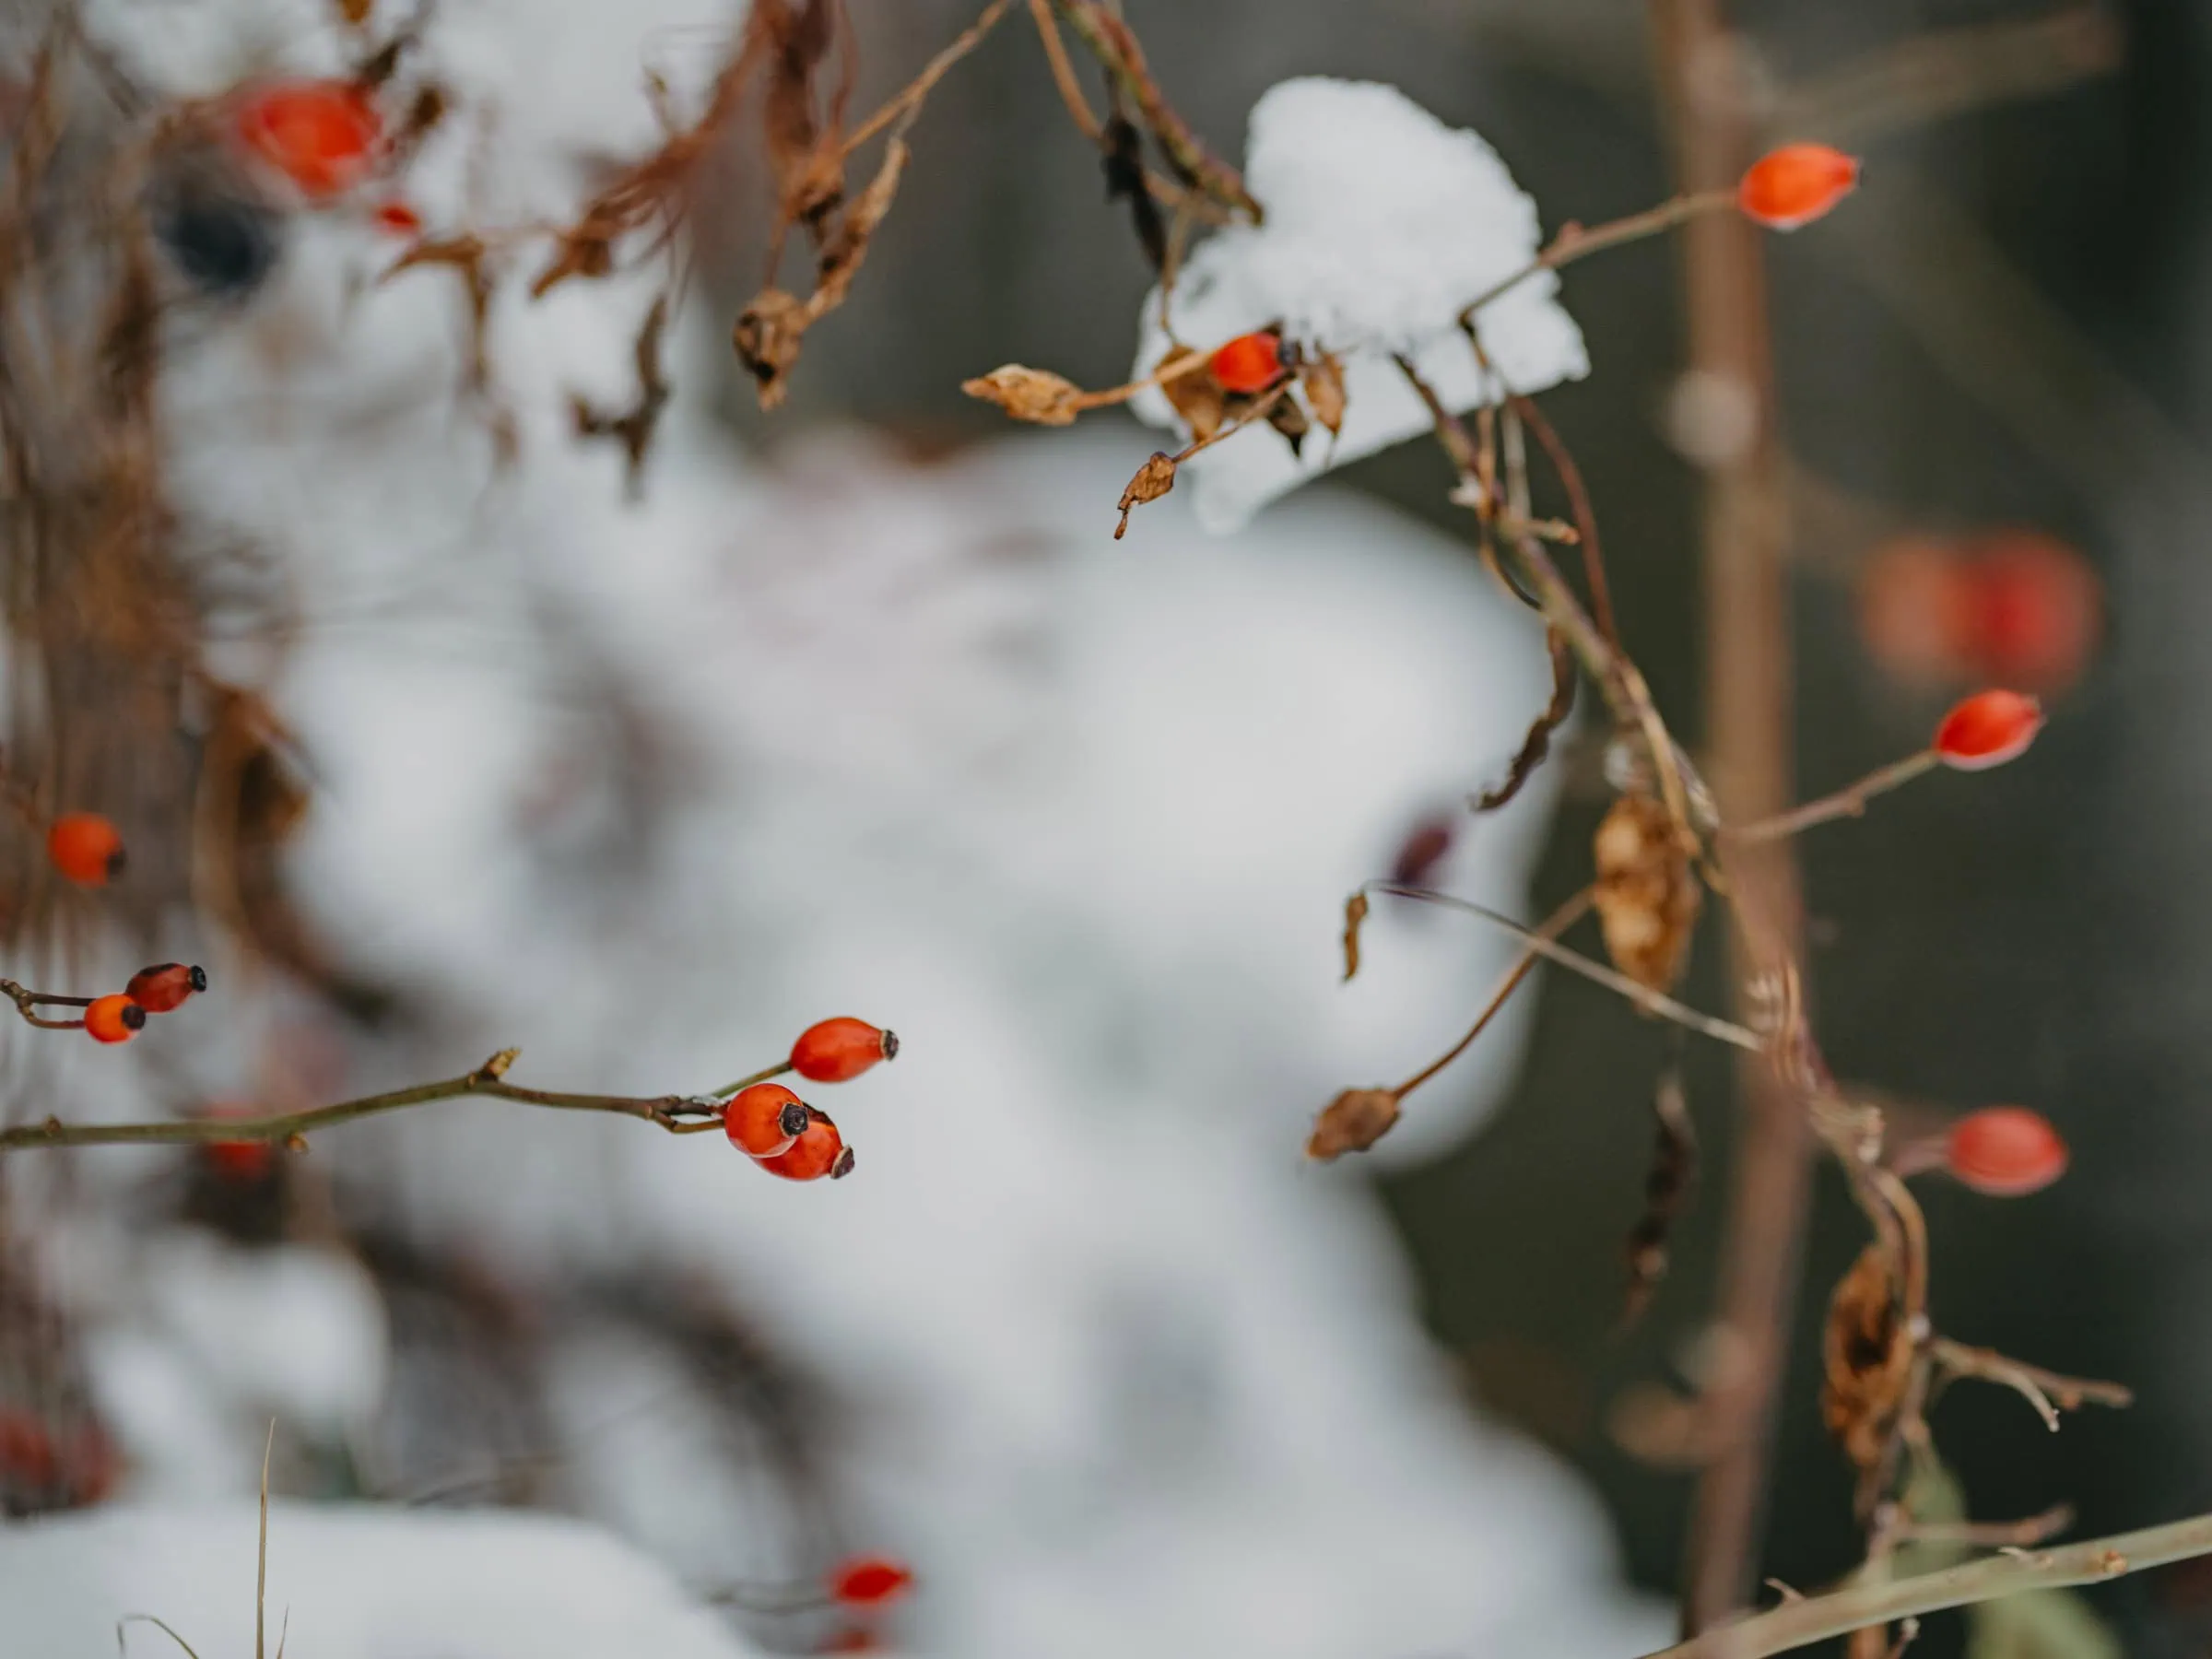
left=1945, top=1106, right=2068, bottom=1197
left=829, top=1555, right=914, bottom=1607
left=236, top=80, right=382, bottom=199
left=1933, top=689, right=2043, bottom=770
left=791, top=1018, right=898, bottom=1084
left=1207, top=331, right=1284, bottom=395
left=48, top=813, right=124, bottom=887
left=755, top=1108, right=853, bottom=1182
left=126, top=963, right=207, bottom=1014
left=1738, top=143, right=1860, bottom=230
left=84, top=994, right=146, bottom=1045
left=724, top=1082, right=812, bottom=1159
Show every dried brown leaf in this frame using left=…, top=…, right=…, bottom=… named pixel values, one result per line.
left=1621, top=1064, right=1695, bottom=1329
left=1263, top=390, right=1309, bottom=458
left=1300, top=351, right=1347, bottom=438
left=1341, top=890, right=1369, bottom=982
left=733, top=288, right=808, bottom=409
left=1821, top=1244, right=1914, bottom=1472
left=1592, top=792, right=1701, bottom=994
left=1114, top=452, right=1177, bottom=539
left=1306, top=1088, right=1401, bottom=1161
left=961, top=365, right=1085, bottom=426
left=1157, top=347, right=1224, bottom=441
left=1475, top=628, right=1575, bottom=814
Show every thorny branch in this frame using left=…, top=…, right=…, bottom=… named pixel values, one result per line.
left=1641, top=1509, right=2212, bottom=1659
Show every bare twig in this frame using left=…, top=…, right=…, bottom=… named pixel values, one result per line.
left=1930, top=1338, right=2135, bottom=1430
left=840, top=0, right=1017, bottom=159
left=1894, top=1504, right=2075, bottom=1550
left=1459, top=189, right=1738, bottom=330
left=0, top=1049, right=756, bottom=1153
left=1044, top=0, right=1260, bottom=219
left=1725, top=753, right=1940, bottom=844
left=1362, top=884, right=1762, bottom=1051
left=1391, top=888, right=1595, bottom=1098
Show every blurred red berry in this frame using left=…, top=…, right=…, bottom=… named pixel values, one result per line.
left=372, top=199, right=422, bottom=235
left=829, top=1556, right=914, bottom=1608
left=84, top=995, right=145, bottom=1045
left=791, top=1018, right=897, bottom=1084
left=756, top=1108, right=853, bottom=1182
left=1933, top=689, right=2043, bottom=771
left=1207, top=331, right=1283, bottom=395
left=1738, top=143, right=1860, bottom=230
left=1390, top=814, right=1456, bottom=888
left=47, top=813, right=124, bottom=887
left=1953, top=530, right=2100, bottom=692
left=126, top=963, right=207, bottom=1014
left=1858, top=535, right=1968, bottom=687
left=725, top=1082, right=811, bottom=1159
left=1945, top=1106, right=2068, bottom=1197
left=0, top=1408, right=56, bottom=1488
left=236, top=80, right=382, bottom=199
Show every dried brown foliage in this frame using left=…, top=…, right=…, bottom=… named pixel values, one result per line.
left=1592, top=792, right=1702, bottom=994
left=1821, top=1244, right=1915, bottom=1475
left=1114, top=451, right=1177, bottom=539
left=1306, top=1088, right=1402, bottom=1162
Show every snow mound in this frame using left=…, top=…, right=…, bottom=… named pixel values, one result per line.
left=1131, top=77, right=1588, bottom=533
left=4, top=1501, right=767, bottom=1659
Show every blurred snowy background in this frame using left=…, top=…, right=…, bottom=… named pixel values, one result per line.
left=0, top=0, right=1671, bottom=1654
left=6, top=0, right=2211, bottom=1656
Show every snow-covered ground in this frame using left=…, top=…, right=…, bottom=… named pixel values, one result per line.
left=1, top=3, right=1666, bottom=1654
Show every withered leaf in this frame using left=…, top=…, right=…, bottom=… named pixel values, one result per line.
left=1103, top=113, right=1167, bottom=270
left=1264, top=391, right=1310, bottom=458
left=1474, top=628, right=1575, bottom=814
left=1114, top=452, right=1177, bottom=540
left=1300, top=351, right=1347, bottom=439
left=1342, top=890, right=1369, bottom=982
left=1157, top=347, right=1225, bottom=442
left=1592, top=792, right=1701, bottom=994
left=1306, top=1088, right=1402, bottom=1161
left=1621, top=1064, right=1695, bottom=1330
left=961, top=365, right=1085, bottom=427
left=734, top=288, right=808, bottom=408
left=1820, top=1244, right=1914, bottom=1474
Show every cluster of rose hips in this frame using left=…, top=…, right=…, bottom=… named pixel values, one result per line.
left=724, top=1018, right=899, bottom=1182
left=80, top=964, right=208, bottom=1045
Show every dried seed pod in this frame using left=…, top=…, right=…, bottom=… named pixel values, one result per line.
left=1341, top=891, right=1370, bottom=982
left=1621, top=1065, right=1696, bottom=1327
left=1300, top=351, right=1347, bottom=438
left=1114, top=453, right=1178, bottom=540
left=733, top=288, right=807, bottom=407
left=1592, top=793, right=1700, bottom=994
left=1820, top=1244, right=1914, bottom=1473
left=1306, top=1088, right=1401, bottom=1161
left=960, top=365, right=1084, bottom=426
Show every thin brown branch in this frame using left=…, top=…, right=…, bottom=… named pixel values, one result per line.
left=839, top=0, right=1017, bottom=159
left=1459, top=189, right=1738, bottom=332
left=0, top=1048, right=759, bottom=1153
left=1930, top=1338, right=2135, bottom=1429
left=1725, top=752, right=1939, bottom=844
left=1363, top=884, right=1762, bottom=1051
left=1512, top=393, right=1618, bottom=645
left=1392, top=888, right=1595, bottom=1098
left=1044, top=0, right=1260, bottom=219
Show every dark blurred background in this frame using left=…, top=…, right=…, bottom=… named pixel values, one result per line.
left=700, top=1, right=2212, bottom=1652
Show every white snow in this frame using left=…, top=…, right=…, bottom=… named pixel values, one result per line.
left=4, top=1501, right=769, bottom=1659
left=1129, top=77, right=1589, bottom=533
